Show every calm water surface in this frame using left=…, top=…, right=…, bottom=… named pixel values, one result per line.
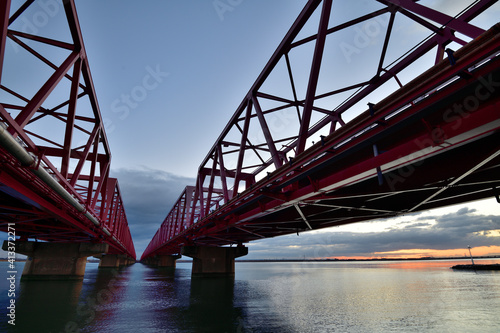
left=1, top=259, right=499, bottom=332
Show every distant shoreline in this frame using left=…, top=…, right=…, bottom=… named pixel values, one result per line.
left=3, top=256, right=498, bottom=263
left=211, top=256, right=500, bottom=263
left=233, top=256, right=500, bottom=262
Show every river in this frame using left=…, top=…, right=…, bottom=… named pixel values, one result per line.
left=1, top=259, right=499, bottom=332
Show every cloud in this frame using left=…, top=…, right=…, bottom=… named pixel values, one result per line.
left=110, top=166, right=195, bottom=257
left=419, top=208, right=499, bottom=234
left=244, top=206, right=500, bottom=259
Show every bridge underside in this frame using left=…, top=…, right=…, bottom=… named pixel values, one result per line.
left=164, top=131, right=500, bottom=251
left=220, top=133, right=500, bottom=243
left=152, top=43, right=500, bottom=256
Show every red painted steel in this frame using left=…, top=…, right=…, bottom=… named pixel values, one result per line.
left=142, top=0, right=500, bottom=260
left=0, top=0, right=135, bottom=259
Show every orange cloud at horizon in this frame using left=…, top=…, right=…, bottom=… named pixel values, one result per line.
left=327, top=245, right=500, bottom=260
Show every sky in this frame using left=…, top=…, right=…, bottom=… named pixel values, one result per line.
left=2, top=0, right=500, bottom=260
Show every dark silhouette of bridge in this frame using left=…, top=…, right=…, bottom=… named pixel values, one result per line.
left=140, top=0, right=500, bottom=275
left=0, top=0, right=135, bottom=279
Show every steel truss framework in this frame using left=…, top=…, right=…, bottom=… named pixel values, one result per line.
left=0, top=0, right=135, bottom=258
left=142, top=0, right=500, bottom=260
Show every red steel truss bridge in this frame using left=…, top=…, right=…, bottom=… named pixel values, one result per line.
left=142, top=0, right=500, bottom=260
left=0, top=1, right=135, bottom=259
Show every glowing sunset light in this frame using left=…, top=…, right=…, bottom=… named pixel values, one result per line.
left=357, top=245, right=500, bottom=259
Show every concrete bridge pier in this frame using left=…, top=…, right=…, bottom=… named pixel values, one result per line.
left=181, top=246, right=248, bottom=277
left=156, top=254, right=181, bottom=268
left=142, top=256, right=159, bottom=266
left=118, top=255, right=128, bottom=266
left=2, top=241, right=108, bottom=280
left=96, top=254, right=129, bottom=268
left=120, top=256, right=135, bottom=266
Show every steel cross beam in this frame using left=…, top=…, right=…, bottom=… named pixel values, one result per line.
left=0, top=0, right=135, bottom=258
left=408, top=148, right=500, bottom=213
left=142, top=0, right=499, bottom=260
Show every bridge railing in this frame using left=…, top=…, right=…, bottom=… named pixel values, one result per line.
left=0, top=0, right=135, bottom=258
left=142, top=0, right=497, bottom=259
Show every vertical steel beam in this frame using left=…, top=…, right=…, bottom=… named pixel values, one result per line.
left=205, top=153, right=217, bottom=216
left=171, top=204, right=179, bottom=236
left=296, top=0, right=332, bottom=155
left=160, top=225, right=166, bottom=243
left=86, top=130, right=100, bottom=209
left=284, top=53, right=301, bottom=122
left=233, top=100, right=253, bottom=198
left=197, top=173, right=206, bottom=220
left=99, top=177, right=116, bottom=221
left=0, top=0, right=10, bottom=84
left=92, top=161, right=110, bottom=210
left=217, top=145, right=230, bottom=203
left=252, top=96, right=283, bottom=169
left=181, top=190, right=188, bottom=229
left=184, top=186, right=195, bottom=228
left=169, top=213, right=176, bottom=237
left=376, top=11, right=396, bottom=76
left=110, top=186, right=119, bottom=235
left=69, top=125, right=99, bottom=187
left=176, top=202, right=182, bottom=233
left=190, top=180, right=201, bottom=226
left=165, top=216, right=172, bottom=240
left=104, top=180, right=114, bottom=230
left=61, top=58, right=82, bottom=178
left=62, top=0, right=82, bottom=51
left=106, top=180, right=118, bottom=231
left=178, top=196, right=186, bottom=232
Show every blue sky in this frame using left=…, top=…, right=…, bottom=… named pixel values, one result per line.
left=3, top=0, right=500, bottom=259
left=75, top=0, right=307, bottom=177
